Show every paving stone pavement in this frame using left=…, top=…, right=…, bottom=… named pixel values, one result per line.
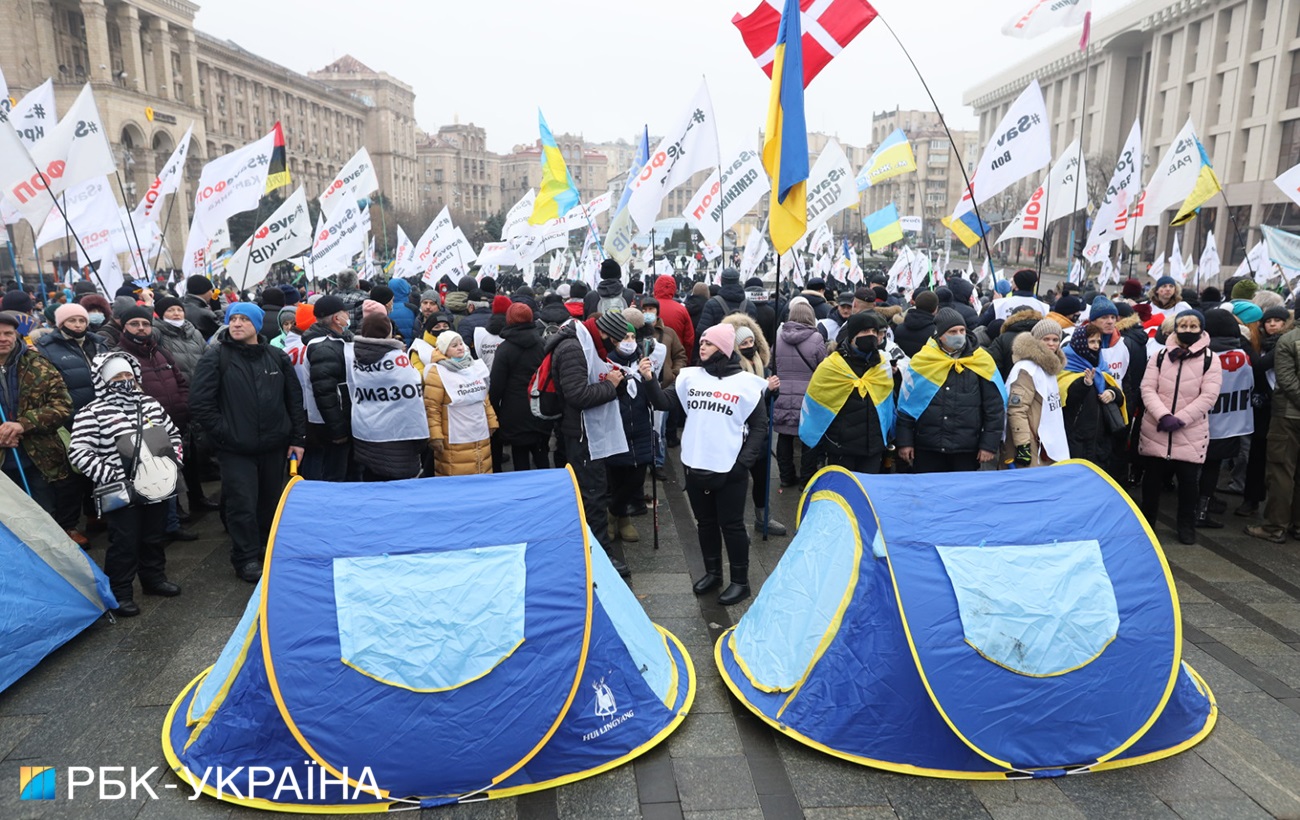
left=4, top=459, right=1300, bottom=819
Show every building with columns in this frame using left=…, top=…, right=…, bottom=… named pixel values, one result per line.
left=416, top=123, right=502, bottom=224
left=965, top=0, right=1300, bottom=270
left=0, top=0, right=420, bottom=277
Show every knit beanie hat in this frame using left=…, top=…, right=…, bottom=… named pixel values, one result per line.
left=933, top=307, right=966, bottom=336
left=361, top=299, right=386, bottom=320
left=313, top=294, right=346, bottom=320
left=492, top=294, right=511, bottom=315
left=435, top=330, right=464, bottom=355
left=1090, top=295, right=1119, bottom=320
left=1262, top=305, right=1291, bottom=324
left=368, top=284, right=394, bottom=306
left=359, top=313, right=392, bottom=339
left=600, top=259, right=621, bottom=280
left=1052, top=295, right=1083, bottom=316
left=595, top=310, right=633, bottom=340
left=1031, top=318, right=1062, bottom=340
left=279, top=283, right=300, bottom=305
left=295, top=303, right=316, bottom=332
left=720, top=268, right=741, bottom=285
left=1012, top=269, right=1037, bottom=291
left=570, top=281, right=588, bottom=299
left=186, top=275, right=213, bottom=296
left=621, top=308, right=645, bottom=330
left=734, top=324, right=755, bottom=347
left=421, top=289, right=440, bottom=304
left=1175, top=308, right=1205, bottom=330
left=118, top=304, right=153, bottom=326
left=699, top=323, right=736, bottom=358
left=1200, top=286, right=1222, bottom=304
left=1231, top=300, right=1263, bottom=325
left=1121, top=278, right=1144, bottom=300
left=556, top=284, right=571, bottom=300
left=260, top=287, right=285, bottom=309
left=226, top=302, right=265, bottom=332
left=506, top=303, right=534, bottom=326
left=914, top=290, right=939, bottom=313
left=1156, top=275, right=1178, bottom=289
left=994, top=279, right=1013, bottom=296
left=2, top=290, right=33, bottom=313
left=153, top=296, right=183, bottom=318
left=1231, top=279, right=1259, bottom=301
left=1203, top=308, right=1239, bottom=339
left=478, top=276, right=496, bottom=295
left=277, top=305, right=297, bottom=328
left=53, top=303, right=89, bottom=327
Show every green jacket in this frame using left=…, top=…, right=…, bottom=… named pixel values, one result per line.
left=1, top=346, right=73, bottom=481
left=1272, top=327, right=1300, bottom=420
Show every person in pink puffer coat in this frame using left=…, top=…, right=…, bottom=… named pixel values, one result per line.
left=1139, top=309, right=1223, bottom=544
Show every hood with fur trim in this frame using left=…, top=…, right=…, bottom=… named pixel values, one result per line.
left=722, top=312, right=770, bottom=373
left=1003, top=308, right=1045, bottom=333
left=1011, top=331, right=1065, bottom=376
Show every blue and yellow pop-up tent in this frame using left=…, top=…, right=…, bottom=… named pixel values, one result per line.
left=164, top=469, right=694, bottom=810
left=0, top=472, right=116, bottom=693
left=717, top=462, right=1216, bottom=778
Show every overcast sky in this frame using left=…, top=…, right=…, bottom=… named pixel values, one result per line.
left=194, top=0, right=1129, bottom=155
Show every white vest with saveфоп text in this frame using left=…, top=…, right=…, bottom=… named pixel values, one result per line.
left=1209, top=348, right=1254, bottom=440
left=436, top=359, right=491, bottom=444
left=674, top=367, right=767, bottom=473
left=343, top=342, right=428, bottom=442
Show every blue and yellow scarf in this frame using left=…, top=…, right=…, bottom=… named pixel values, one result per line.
left=898, top=338, right=1007, bottom=419
left=799, top=351, right=895, bottom=448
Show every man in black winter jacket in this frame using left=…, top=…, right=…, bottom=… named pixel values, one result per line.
left=745, top=277, right=778, bottom=348
left=695, top=268, right=759, bottom=346
left=551, top=311, right=631, bottom=578
left=189, top=303, right=304, bottom=583
left=893, top=290, right=939, bottom=358
left=583, top=259, right=635, bottom=318
left=896, top=309, right=1006, bottom=473
left=779, top=278, right=833, bottom=322
left=182, top=275, right=220, bottom=341
left=301, top=295, right=354, bottom=481
left=985, top=308, right=1045, bottom=379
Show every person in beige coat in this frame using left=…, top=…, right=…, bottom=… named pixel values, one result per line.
left=423, top=331, right=498, bottom=476
left=1002, top=319, right=1068, bottom=468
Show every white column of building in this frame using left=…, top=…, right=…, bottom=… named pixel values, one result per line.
left=80, top=0, right=113, bottom=83
left=116, top=4, right=146, bottom=93
left=149, top=17, right=174, bottom=101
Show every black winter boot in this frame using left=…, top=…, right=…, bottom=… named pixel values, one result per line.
left=718, top=564, right=750, bottom=606
left=693, top=556, right=723, bottom=595
left=1196, top=498, right=1224, bottom=529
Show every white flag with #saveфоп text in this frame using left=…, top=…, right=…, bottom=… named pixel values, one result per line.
left=1083, top=119, right=1142, bottom=262
left=625, top=82, right=720, bottom=232
left=9, top=79, right=56, bottom=148
left=134, top=124, right=192, bottom=224
left=319, top=147, right=380, bottom=218
left=226, top=187, right=313, bottom=289
left=951, top=80, right=1051, bottom=222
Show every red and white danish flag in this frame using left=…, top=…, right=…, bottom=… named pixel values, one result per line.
left=731, top=0, right=878, bottom=87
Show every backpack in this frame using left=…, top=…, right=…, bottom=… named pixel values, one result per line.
left=1154, top=347, right=1213, bottom=375
left=596, top=291, right=628, bottom=314
left=711, top=294, right=754, bottom=319
left=527, top=336, right=566, bottom=421
left=539, top=318, right=563, bottom=342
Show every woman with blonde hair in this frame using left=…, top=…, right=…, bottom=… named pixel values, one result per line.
left=423, top=331, right=497, bottom=475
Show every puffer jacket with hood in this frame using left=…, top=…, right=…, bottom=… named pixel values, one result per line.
left=684, top=285, right=709, bottom=329
left=68, top=352, right=182, bottom=489
left=350, top=335, right=427, bottom=478
left=457, top=298, right=493, bottom=353
left=1002, top=332, right=1066, bottom=467
left=302, top=321, right=355, bottom=441
left=489, top=320, right=553, bottom=446
left=388, top=279, right=418, bottom=342
left=772, top=320, right=827, bottom=436
left=653, top=275, right=695, bottom=354
left=181, top=293, right=219, bottom=341
left=35, top=326, right=108, bottom=415
left=583, top=278, right=634, bottom=318
left=112, top=328, right=190, bottom=429
left=893, top=309, right=936, bottom=358
left=154, top=316, right=206, bottom=378
left=780, top=289, right=831, bottom=322
left=946, top=278, right=979, bottom=327
left=1138, top=331, right=1223, bottom=463
left=986, top=309, right=1044, bottom=379
left=551, top=318, right=618, bottom=441
left=895, top=338, right=1007, bottom=455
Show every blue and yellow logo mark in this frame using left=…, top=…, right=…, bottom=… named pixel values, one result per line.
left=20, top=766, right=56, bottom=800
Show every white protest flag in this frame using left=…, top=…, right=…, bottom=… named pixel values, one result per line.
left=319, top=147, right=380, bottom=217
left=95, top=253, right=127, bottom=297
left=0, top=66, right=9, bottom=116
left=804, top=139, right=858, bottom=236
left=1274, top=161, right=1300, bottom=209
left=127, top=219, right=163, bottom=280
left=134, top=124, right=193, bottom=224
left=1199, top=231, right=1221, bottom=280
left=2, top=84, right=115, bottom=229
left=226, top=187, right=312, bottom=288
left=308, top=200, right=367, bottom=275
left=996, top=176, right=1049, bottom=246
left=739, top=224, right=768, bottom=278
left=885, top=247, right=912, bottom=292
left=1169, top=232, right=1186, bottom=285
left=1098, top=256, right=1116, bottom=287
left=190, top=127, right=275, bottom=235
left=809, top=223, right=833, bottom=254
left=626, top=82, right=720, bottom=231
left=951, top=80, right=1051, bottom=220
left=1148, top=253, right=1166, bottom=282
left=34, top=178, right=134, bottom=265
left=1262, top=225, right=1300, bottom=275
left=9, top=79, right=57, bottom=148
left=1239, top=241, right=1271, bottom=284
left=1131, top=119, right=1200, bottom=235
left=410, top=207, right=454, bottom=282
left=503, top=190, right=537, bottom=242
left=563, top=191, right=613, bottom=228
left=392, top=224, right=416, bottom=278
left=1083, top=119, right=1142, bottom=262
left=477, top=241, right=520, bottom=269
left=683, top=147, right=767, bottom=244
left=1002, top=0, right=1091, bottom=39
left=1046, top=139, right=1089, bottom=223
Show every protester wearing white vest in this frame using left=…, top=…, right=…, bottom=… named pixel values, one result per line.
left=1002, top=319, right=1067, bottom=468
left=1197, top=309, right=1256, bottom=529
left=673, top=323, right=769, bottom=606
left=423, top=331, right=496, bottom=476
left=347, top=313, right=428, bottom=481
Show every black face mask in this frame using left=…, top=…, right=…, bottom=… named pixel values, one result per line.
left=854, top=336, right=878, bottom=356
left=1176, top=330, right=1201, bottom=346
left=741, top=346, right=758, bottom=359
left=702, top=349, right=733, bottom=377
left=63, top=327, right=87, bottom=340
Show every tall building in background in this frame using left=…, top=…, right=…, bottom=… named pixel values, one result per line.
left=417, top=123, right=501, bottom=222
left=965, top=0, right=1300, bottom=267
left=499, top=134, right=610, bottom=208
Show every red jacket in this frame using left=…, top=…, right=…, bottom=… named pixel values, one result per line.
left=653, top=276, right=694, bottom=356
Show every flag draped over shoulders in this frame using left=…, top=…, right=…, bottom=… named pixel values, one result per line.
left=800, top=351, right=895, bottom=448
left=899, top=339, right=1007, bottom=419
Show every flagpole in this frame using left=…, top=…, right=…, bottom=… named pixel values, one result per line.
left=5, top=225, right=21, bottom=286
left=1065, top=39, right=1093, bottom=278
left=875, top=12, right=996, bottom=265
left=1219, top=190, right=1254, bottom=278
left=151, top=192, right=177, bottom=277
left=36, top=181, right=110, bottom=294
left=114, top=170, right=148, bottom=271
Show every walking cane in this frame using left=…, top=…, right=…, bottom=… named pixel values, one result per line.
left=762, top=393, right=774, bottom=541
left=0, top=403, right=33, bottom=496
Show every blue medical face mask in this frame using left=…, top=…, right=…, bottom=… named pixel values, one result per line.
left=643, top=312, right=657, bottom=325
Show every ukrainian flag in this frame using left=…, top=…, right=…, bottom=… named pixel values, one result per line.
left=529, top=110, right=581, bottom=226
left=1171, top=139, right=1222, bottom=227
left=942, top=211, right=991, bottom=248
left=864, top=204, right=904, bottom=249
left=856, top=128, right=918, bottom=191
left=763, top=0, right=809, bottom=255
left=799, top=352, right=896, bottom=448
left=899, top=339, right=1006, bottom=421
